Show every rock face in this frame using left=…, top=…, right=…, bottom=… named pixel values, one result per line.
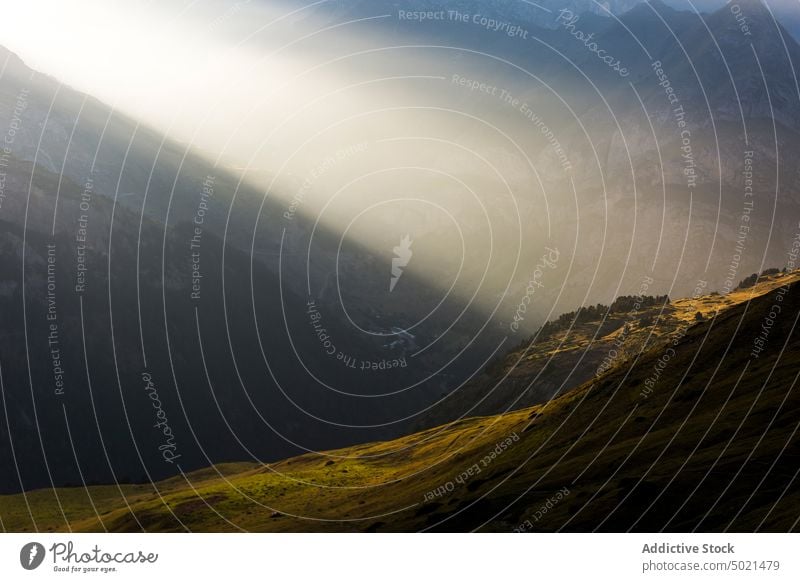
left=0, top=47, right=479, bottom=494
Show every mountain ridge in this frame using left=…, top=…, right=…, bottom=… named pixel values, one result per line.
left=3, top=269, right=799, bottom=532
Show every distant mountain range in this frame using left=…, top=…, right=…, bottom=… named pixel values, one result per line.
left=294, top=0, right=800, bottom=39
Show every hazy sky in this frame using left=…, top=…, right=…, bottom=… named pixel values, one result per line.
left=0, top=0, right=797, bottom=170
left=0, top=0, right=797, bottom=184
left=0, top=1, right=309, bottom=164
left=0, top=0, right=797, bottom=311
left=0, top=0, right=797, bottom=127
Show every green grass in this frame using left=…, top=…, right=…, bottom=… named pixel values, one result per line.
left=2, top=273, right=800, bottom=532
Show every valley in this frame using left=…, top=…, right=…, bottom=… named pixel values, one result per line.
left=3, top=271, right=798, bottom=532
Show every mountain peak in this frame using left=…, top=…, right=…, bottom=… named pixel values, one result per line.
left=645, top=0, right=674, bottom=12
left=710, top=0, right=776, bottom=29
left=706, top=0, right=799, bottom=50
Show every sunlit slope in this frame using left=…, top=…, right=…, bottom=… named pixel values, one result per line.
left=424, top=270, right=800, bottom=426
left=3, top=273, right=800, bottom=532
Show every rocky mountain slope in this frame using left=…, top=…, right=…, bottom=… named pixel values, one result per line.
left=3, top=271, right=799, bottom=532
left=421, top=269, right=796, bottom=426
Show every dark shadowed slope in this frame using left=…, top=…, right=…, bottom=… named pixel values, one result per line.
left=2, top=271, right=799, bottom=532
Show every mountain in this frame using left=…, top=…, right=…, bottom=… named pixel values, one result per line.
left=419, top=271, right=796, bottom=428
left=3, top=270, right=799, bottom=532
left=0, top=44, right=498, bottom=494
left=515, top=0, right=800, bottom=303
left=655, top=0, right=800, bottom=131
left=297, top=0, right=642, bottom=29
left=1, top=0, right=800, bottom=499
left=318, top=0, right=800, bottom=305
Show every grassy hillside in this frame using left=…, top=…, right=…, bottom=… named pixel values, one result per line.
left=2, top=272, right=800, bottom=532
left=422, top=269, right=798, bottom=426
